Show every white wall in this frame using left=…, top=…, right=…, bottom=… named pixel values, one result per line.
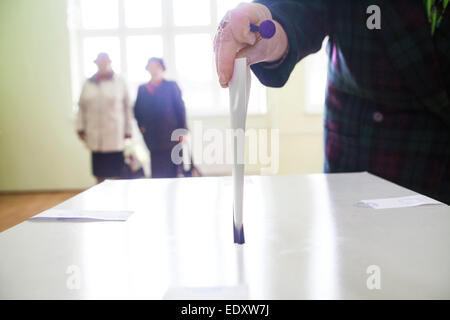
left=0, top=0, right=96, bottom=190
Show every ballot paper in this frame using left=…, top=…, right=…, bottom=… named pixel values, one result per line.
left=357, top=194, right=443, bottom=210
left=29, top=209, right=133, bottom=221
left=229, top=58, right=251, bottom=244
left=222, top=176, right=254, bottom=186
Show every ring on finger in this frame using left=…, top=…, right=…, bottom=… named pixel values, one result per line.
left=218, top=19, right=230, bottom=30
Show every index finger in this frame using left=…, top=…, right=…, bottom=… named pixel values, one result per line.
left=216, top=26, right=248, bottom=88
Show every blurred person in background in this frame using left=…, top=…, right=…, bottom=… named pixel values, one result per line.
left=134, top=57, right=187, bottom=178
left=76, top=52, right=133, bottom=183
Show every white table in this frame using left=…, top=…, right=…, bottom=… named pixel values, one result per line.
left=0, top=172, right=449, bottom=299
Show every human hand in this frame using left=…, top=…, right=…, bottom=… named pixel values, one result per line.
left=77, top=130, right=86, bottom=141
left=213, top=2, right=288, bottom=88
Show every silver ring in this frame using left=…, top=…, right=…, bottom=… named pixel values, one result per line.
left=217, top=19, right=230, bottom=33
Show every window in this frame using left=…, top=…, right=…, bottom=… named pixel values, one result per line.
left=124, top=0, right=162, bottom=28
left=303, top=38, right=328, bottom=115
left=126, top=35, right=164, bottom=82
left=68, top=0, right=267, bottom=116
left=79, top=0, right=119, bottom=29
left=173, top=0, right=211, bottom=26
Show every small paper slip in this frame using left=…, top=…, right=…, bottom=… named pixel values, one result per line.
left=30, top=209, right=133, bottom=221
left=357, top=194, right=443, bottom=210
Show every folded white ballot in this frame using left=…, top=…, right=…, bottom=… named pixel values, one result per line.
left=29, top=209, right=133, bottom=221
left=229, top=58, right=251, bottom=244
left=357, top=194, right=443, bottom=210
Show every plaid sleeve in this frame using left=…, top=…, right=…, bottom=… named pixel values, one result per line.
left=251, top=0, right=332, bottom=87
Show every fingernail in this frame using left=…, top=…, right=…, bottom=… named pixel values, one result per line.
left=219, top=74, right=227, bottom=86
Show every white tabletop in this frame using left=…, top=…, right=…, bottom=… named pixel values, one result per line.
left=0, top=172, right=449, bottom=299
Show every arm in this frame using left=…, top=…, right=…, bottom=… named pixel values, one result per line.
left=122, top=78, right=133, bottom=139
left=251, top=0, right=331, bottom=87
left=133, top=86, right=145, bottom=133
left=76, top=82, right=88, bottom=140
left=172, top=82, right=187, bottom=130
left=214, top=1, right=331, bottom=88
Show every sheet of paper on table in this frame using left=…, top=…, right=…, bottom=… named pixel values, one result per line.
left=357, top=194, right=443, bottom=210
left=29, top=209, right=133, bottom=221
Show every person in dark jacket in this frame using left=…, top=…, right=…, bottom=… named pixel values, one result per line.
left=214, top=0, right=450, bottom=204
left=134, top=57, right=187, bottom=178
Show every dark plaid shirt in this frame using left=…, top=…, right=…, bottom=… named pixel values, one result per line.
left=252, top=0, right=450, bottom=204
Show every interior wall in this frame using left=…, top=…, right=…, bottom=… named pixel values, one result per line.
left=0, top=0, right=324, bottom=192
left=0, top=0, right=96, bottom=191
left=267, top=61, right=324, bottom=175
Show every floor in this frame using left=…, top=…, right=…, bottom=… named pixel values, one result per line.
left=0, top=191, right=82, bottom=232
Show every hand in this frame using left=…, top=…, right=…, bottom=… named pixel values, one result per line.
left=77, top=130, right=86, bottom=141
left=213, top=3, right=288, bottom=88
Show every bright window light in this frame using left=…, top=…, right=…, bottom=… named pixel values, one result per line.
left=175, top=34, right=213, bottom=82
left=173, top=0, right=211, bottom=26
left=127, top=36, right=164, bottom=83
left=124, top=0, right=162, bottom=28
left=175, top=34, right=215, bottom=112
left=303, top=39, right=328, bottom=114
left=80, top=0, right=119, bottom=29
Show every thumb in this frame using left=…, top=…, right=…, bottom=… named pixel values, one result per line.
left=237, top=19, right=288, bottom=66
left=236, top=40, right=269, bottom=66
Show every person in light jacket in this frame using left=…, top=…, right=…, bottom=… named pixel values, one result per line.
left=77, top=53, right=133, bottom=183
